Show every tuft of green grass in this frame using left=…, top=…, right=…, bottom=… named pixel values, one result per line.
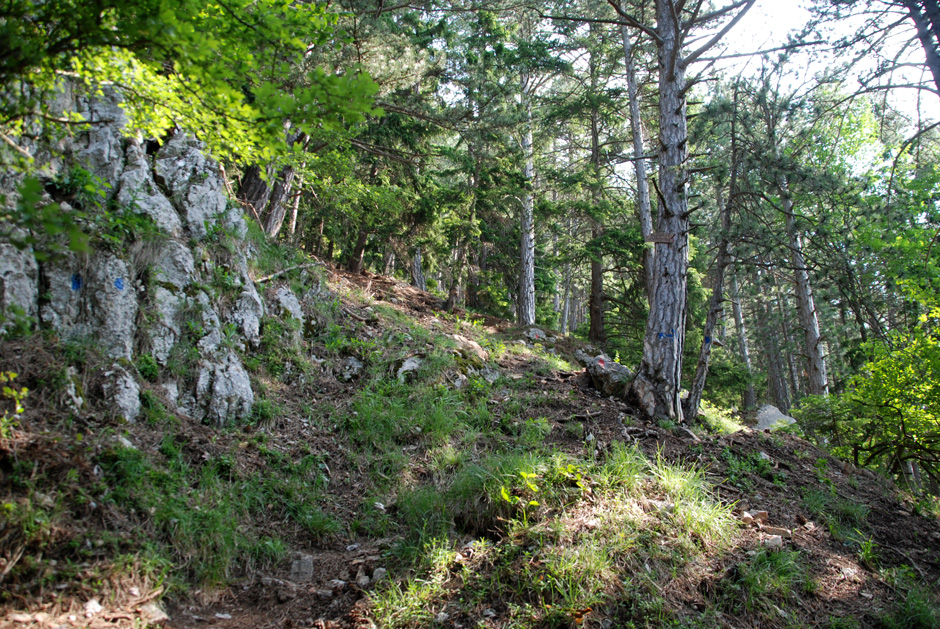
left=716, top=550, right=815, bottom=618
left=699, top=401, right=744, bottom=434
left=802, top=488, right=869, bottom=543
left=98, top=433, right=332, bottom=589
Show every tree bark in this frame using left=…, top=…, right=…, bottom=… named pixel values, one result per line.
left=589, top=222, right=606, bottom=343
left=619, top=8, right=655, bottom=304
left=445, top=243, right=466, bottom=312
left=730, top=274, right=757, bottom=410
left=382, top=246, right=396, bottom=276
left=588, top=86, right=606, bottom=344
left=779, top=174, right=829, bottom=396
left=630, top=0, right=690, bottom=422
left=262, top=162, right=301, bottom=239
left=411, top=246, right=427, bottom=291
left=346, top=227, right=369, bottom=274
left=518, top=93, right=537, bottom=326
left=238, top=164, right=272, bottom=222
left=755, top=270, right=791, bottom=413
left=287, top=179, right=302, bottom=242
left=903, top=0, right=940, bottom=95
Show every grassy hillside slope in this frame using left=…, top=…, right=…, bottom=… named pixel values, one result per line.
left=1, top=260, right=939, bottom=629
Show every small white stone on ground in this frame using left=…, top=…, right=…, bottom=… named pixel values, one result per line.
left=764, top=535, right=784, bottom=548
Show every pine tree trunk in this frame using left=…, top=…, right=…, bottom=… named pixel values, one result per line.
left=287, top=179, right=302, bottom=242
left=630, top=0, right=690, bottom=422
left=755, top=271, right=790, bottom=413
left=619, top=10, right=655, bottom=304
left=730, top=274, right=757, bottom=410
left=347, top=227, right=369, bottom=274
left=466, top=247, right=480, bottom=309
left=262, top=164, right=297, bottom=238
left=313, top=218, right=324, bottom=256
left=589, top=229, right=606, bottom=343
left=903, top=0, right=940, bottom=94
left=518, top=96, right=537, bottom=326
left=780, top=175, right=829, bottom=396
left=411, top=246, right=427, bottom=291
left=383, top=247, right=396, bottom=276
left=238, top=165, right=272, bottom=223
left=445, top=243, right=466, bottom=312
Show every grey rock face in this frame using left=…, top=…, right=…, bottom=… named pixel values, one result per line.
left=75, top=91, right=127, bottom=185
left=230, top=284, right=264, bottom=348
left=87, top=253, right=138, bottom=359
left=193, top=291, right=223, bottom=354
left=102, top=365, right=140, bottom=422
left=152, top=240, right=195, bottom=290
left=154, top=133, right=243, bottom=240
left=43, top=253, right=138, bottom=359
left=193, top=352, right=254, bottom=425
left=0, top=242, right=39, bottom=330
left=117, top=139, right=183, bottom=235
left=272, top=286, right=304, bottom=323
left=147, top=286, right=183, bottom=365
left=755, top=405, right=797, bottom=431
left=39, top=262, right=82, bottom=334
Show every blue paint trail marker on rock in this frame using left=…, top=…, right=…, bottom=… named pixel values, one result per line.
left=71, top=273, right=83, bottom=291
left=114, top=278, right=125, bottom=291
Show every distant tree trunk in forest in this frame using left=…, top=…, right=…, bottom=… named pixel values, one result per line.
left=347, top=227, right=369, bottom=274
left=686, top=110, right=738, bottom=419
left=730, top=274, right=757, bottom=410
left=312, top=218, right=324, bottom=256
left=466, top=249, right=480, bottom=310
left=262, top=163, right=299, bottom=238
left=287, top=179, right=302, bottom=242
left=411, top=246, right=427, bottom=291
left=589, top=224, right=606, bottom=343
left=779, top=175, right=829, bottom=396
left=518, top=93, right=537, bottom=326
left=755, top=271, right=790, bottom=412
left=630, top=0, right=691, bottom=422
left=588, top=87, right=606, bottom=344
left=445, top=244, right=466, bottom=312
left=238, top=164, right=272, bottom=221
left=383, top=247, right=396, bottom=276
left=619, top=10, right=655, bottom=304
left=772, top=278, right=802, bottom=403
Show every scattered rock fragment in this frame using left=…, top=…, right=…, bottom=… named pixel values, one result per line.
left=764, top=535, right=784, bottom=548
left=761, top=526, right=792, bottom=538
left=139, top=602, right=170, bottom=625
left=341, top=356, right=364, bottom=381
left=396, top=356, right=424, bottom=382
left=84, top=599, right=103, bottom=617
left=290, top=554, right=315, bottom=582
left=751, top=510, right=769, bottom=523
left=524, top=327, right=547, bottom=342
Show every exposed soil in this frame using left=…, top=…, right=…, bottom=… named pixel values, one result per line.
left=2, top=263, right=939, bottom=629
